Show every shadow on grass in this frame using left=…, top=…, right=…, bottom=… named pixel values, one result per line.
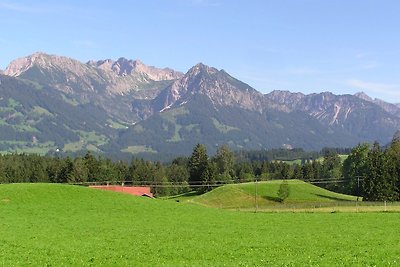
left=313, top=193, right=354, bottom=202
left=163, top=191, right=202, bottom=200
left=262, top=195, right=282, bottom=202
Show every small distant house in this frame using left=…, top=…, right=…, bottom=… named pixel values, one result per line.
left=89, top=185, right=153, bottom=198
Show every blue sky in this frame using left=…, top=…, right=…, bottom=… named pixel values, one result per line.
left=1, top=0, right=400, bottom=102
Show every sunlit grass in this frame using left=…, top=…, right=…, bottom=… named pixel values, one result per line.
left=1, top=183, right=399, bottom=266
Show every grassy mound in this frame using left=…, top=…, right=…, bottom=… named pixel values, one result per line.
left=190, top=180, right=358, bottom=209
left=1, top=183, right=399, bottom=266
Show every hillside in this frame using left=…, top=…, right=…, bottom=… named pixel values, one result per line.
left=189, top=180, right=358, bottom=209
left=0, top=183, right=399, bottom=266
left=0, top=74, right=116, bottom=153
left=117, top=65, right=400, bottom=156
left=2, top=53, right=400, bottom=157
left=4, top=52, right=180, bottom=124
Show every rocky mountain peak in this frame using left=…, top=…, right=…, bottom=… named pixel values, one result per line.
left=88, top=57, right=183, bottom=81
left=186, top=62, right=219, bottom=77
left=5, top=52, right=89, bottom=77
left=88, top=59, right=115, bottom=72
left=112, top=57, right=136, bottom=75
left=151, top=62, right=266, bottom=114
left=5, top=52, right=183, bottom=84
left=132, top=59, right=144, bottom=67
left=3, top=51, right=400, bottom=155
left=354, top=92, right=373, bottom=102
left=4, top=51, right=47, bottom=76
left=266, top=90, right=305, bottom=104
left=355, top=92, right=400, bottom=117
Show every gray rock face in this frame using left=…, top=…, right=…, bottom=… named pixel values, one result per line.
left=354, top=92, right=400, bottom=117
left=3, top=52, right=184, bottom=123
left=354, top=92, right=373, bottom=102
left=4, top=52, right=40, bottom=76
left=152, top=62, right=269, bottom=113
left=87, top=57, right=183, bottom=81
left=5, top=52, right=182, bottom=95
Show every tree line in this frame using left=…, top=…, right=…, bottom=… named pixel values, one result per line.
left=343, top=140, right=400, bottom=201
left=0, top=141, right=399, bottom=200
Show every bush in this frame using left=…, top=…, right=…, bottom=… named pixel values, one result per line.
left=277, top=181, right=290, bottom=202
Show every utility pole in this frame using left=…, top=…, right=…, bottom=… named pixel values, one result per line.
left=255, top=176, right=258, bottom=213
left=356, top=175, right=360, bottom=212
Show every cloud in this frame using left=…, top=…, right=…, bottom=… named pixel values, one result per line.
left=347, top=79, right=400, bottom=97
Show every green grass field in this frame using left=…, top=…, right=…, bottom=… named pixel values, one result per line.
left=179, top=180, right=360, bottom=210
left=1, top=183, right=400, bottom=266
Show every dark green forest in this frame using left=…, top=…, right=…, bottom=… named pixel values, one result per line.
left=0, top=142, right=399, bottom=201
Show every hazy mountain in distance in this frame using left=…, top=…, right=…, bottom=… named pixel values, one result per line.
left=1, top=52, right=400, bottom=158
left=354, top=92, right=400, bottom=117
left=117, top=63, right=393, bottom=156
left=3, top=52, right=183, bottom=123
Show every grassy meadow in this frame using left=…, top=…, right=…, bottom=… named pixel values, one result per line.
left=1, top=183, right=400, bottom=266
left=186, top=180, right=400, bottom=212
left=175, top=180, right=367, bottom=211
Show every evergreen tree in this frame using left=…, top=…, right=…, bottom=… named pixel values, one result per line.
left=46, top=157, right=63, bottom=183
left=382, top=140, right=400, bottom=200
left=127, top=158, right=142, bottom=182
left=30, top=155, right=48, bottom=182
left=84, top=151, right=100, bottom=182
left=311, top=160, right=323, bottom=181
left=291, top=165, right=303, bottom=180
left=363, top=142, right=394, bottom=201
left=0, top=155, right=5, bottom=183
left=302, top=162, right=315, bottom=181
left=59, top=157, right=73, bottom=183
left=279, top=162, right=291, bottom=180
left=343, top=143, right=369, bottom=196
left=166, top=163, right=190, bottom=195
left=188, top=144, right=209, bottom=186
left=213, top=144, right=235, bottom=181
left=114, top=161, right=128, bottom=183
left=97, top=158, right=118, bottom=182
left=322, top=151, right=342, bottom=191
left=70, top=157, right=89, bottom=183
left=235, top=161, right=254, bottom=182
left=200, top=161, right=217, bottom=192
left=152, top=162, right=170, bottom=196
left=322, top=151, right=341, bottom=178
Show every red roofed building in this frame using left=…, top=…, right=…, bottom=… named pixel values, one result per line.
left=89, top=185, right=153, bottom=198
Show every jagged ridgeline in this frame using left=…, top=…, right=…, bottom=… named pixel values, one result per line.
left=1, top=52, right=400, bottom=158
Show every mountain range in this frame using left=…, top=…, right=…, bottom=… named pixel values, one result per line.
left=1, top=52, right=399, bottom=159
